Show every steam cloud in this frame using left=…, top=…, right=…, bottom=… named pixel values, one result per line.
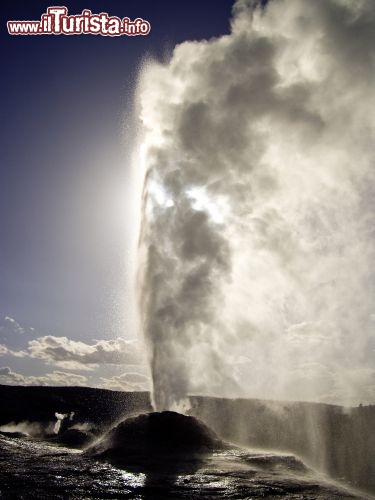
left=137, top=0, right=375, bottom=409
left=0, top=420, right=56, bottom=437
left=54, top=411, right=75, bottom=434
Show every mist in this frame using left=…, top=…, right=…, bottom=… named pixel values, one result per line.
left=137, top=0, right=375, bottom=410
left=0, top=420, right=55, bottom=438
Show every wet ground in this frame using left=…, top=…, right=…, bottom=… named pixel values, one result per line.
left=0, top=434, right=367, bottom=499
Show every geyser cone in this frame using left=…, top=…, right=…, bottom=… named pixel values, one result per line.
left=86, top=411, right=225, bottom=469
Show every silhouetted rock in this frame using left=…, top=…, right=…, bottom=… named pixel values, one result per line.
left=0, top=384, right=151, bottom=432
left=48, top=428, right=95, bottom=448
left=86, top=411, right=226, bottom=470
left=0, top=431, right=28, bottom=439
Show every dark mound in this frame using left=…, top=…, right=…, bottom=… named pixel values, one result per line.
left=48, top=428, right=95, bottom=448
left=86, top=411, right=225, bottom=469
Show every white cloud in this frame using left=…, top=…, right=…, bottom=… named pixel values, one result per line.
left=0, top=366, right=30, bottom=384
left=27, top=336, right=144, bottom=370
left=0, top=344, right=8, bottom=355
left=0, top=316, right=147, bottom=378
left=99, top=372, right=150, bottom=392
left=0, top=366, right=88, bottom=387
left=3, top=316, right=25, bottom=334
left=0, top=342, right=27, bottom=358
left=0, top=316, right=35, bottom=352
left=0, top=366, right=13, bottom=376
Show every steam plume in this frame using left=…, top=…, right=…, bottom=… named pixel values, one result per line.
left=137, top=0, right=375, bottom=409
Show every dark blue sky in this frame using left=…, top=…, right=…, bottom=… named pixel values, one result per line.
left=0, top=1, right=234, bottom=345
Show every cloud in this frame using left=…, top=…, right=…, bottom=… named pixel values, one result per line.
left=0, top=315, right=144, bottom=370
left=0, top=316, right=29, bottom=342
left=137, top=0, right=375, bottom=407
left=0, top=366, right=13, bottom=376
left=99, top=372, right=150, bottom=392
left=27, top=336, right=143, bottom=370
left=0, top=366, right=32, bottom=384
left=3, top=316, right=25, bottom=334
left=0, top=366, right=88, bottom=387
left=0, top=316, right=35, bottom=355
left=0, top=342, right=27, bottom=358
left=0, top=345, right=8, bottom=355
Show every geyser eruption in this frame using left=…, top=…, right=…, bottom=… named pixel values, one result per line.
left=137, top=0, right=375, bottom=410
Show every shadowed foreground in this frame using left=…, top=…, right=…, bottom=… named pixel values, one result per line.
left=0, top=413, right=365, bottom=499
left=0, top=385, right=374, bottom=498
